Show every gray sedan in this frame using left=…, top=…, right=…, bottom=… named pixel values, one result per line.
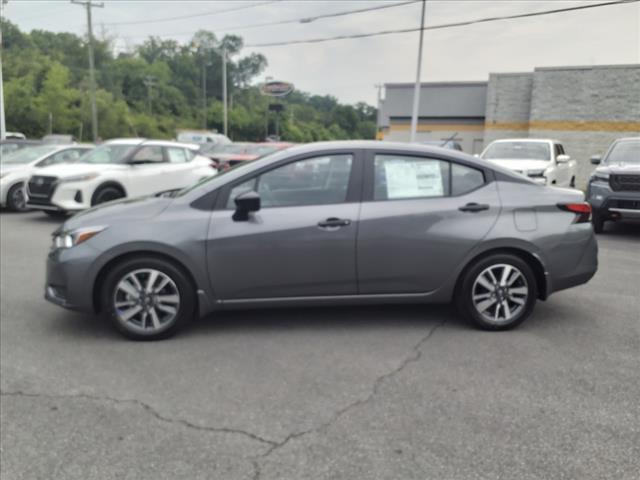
left=45, top=141, right=598, bottom=340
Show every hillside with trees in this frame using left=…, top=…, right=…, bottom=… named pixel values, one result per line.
left=1, top=21, right=377, bottom=142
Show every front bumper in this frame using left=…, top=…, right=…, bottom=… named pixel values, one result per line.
left=45, top=245, right=99, bottom=313
left=587, top=181, right=640, bottom=220
left=27, top=181, right=93, bottom=212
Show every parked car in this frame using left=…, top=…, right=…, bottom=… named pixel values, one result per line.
left=44, top=141, right=597, bottom=340
left=1, top=139, right=42, bottom=158
left=420, top=140, right=463, bottom=151
left=26, top=139, right=216, bottom=216
left=587, top=137, right=640, bottom=233
left=1, top=144, right=94, bottom=211
left=176, top=130, right=231, bottom=147
left=42, top=134, right=77, bottom=144
left=4, top=132, right=26, bottom=139
left=213, top=142, right=295, bottom=171
left=480, top=139, right=577, bottom=187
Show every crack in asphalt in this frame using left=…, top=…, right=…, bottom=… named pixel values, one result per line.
left=252, top=320, right=445, bottom=478
left=2, top=320, right=444, bottom=480
left=0, top=389, right=278, bottom=450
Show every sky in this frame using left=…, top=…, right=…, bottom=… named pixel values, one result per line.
left=3, top=0, right=640, bottom=105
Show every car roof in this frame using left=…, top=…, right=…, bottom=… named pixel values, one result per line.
left=489, top=138, right=558, bottom=143
left=102, top=138, right=199, bottom=149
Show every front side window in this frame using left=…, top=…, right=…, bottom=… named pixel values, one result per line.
left=226, top=154, right=353, bottom=209
left=132, top=146, right=164, bottom=164
left=374, top=155, right=450, bottom=200
left=80, top=144, right=136, bottom=164
left=39, top=148, right=84, bottom=167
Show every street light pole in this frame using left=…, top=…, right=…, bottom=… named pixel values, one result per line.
left=222, top=47, right=228, bottom=137
left=0, top=0, right=8, bottom=141
left=143, top=75, right=156, bottom=114
left=409, top=0, right=426, bottom=143
left=72, top=0, right=104, bottom=142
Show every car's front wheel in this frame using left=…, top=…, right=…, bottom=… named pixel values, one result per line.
left=6, top=184, right=29, bottom=212
left=92, top=185, right=125, bottom=206
left=456, top=254, right=538, bottom=330
left=102, top=257, right=196, bottom=340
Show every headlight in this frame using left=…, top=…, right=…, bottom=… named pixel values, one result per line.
left=58, top=173, right=99, bottom=183
left=590, top=173, right=609, bottom=182
left=52, top=226, right=107, bottom=250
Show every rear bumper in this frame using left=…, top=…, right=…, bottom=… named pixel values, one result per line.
left=547, top=227, right=598, bottom=295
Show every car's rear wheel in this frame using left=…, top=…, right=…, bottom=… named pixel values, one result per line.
left=92, top=185, right=125, bottom=206
left=456, top=254, right=537, bottom=330
left=6, top=184, right=29, bottom=212
left=102, top=257, right=196, bottom=340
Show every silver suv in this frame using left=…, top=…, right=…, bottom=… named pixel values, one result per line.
left=45, top=141, right=598, bottom=340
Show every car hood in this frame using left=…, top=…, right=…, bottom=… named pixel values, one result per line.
left=38, top=162, right=125, bottom=178
left=594, top=163, right=640, bottom=175
left=0, top=164, right=28, bottom=176
left=485, top=158, right=551, bottom=172
left=62, top=194, right=173, bottom=232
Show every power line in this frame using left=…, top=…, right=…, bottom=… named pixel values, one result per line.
left=102, top=0, right=277, bottom=27
left=116, top=1, right=419, bottom=40
left=245, top=0, right=638, bottom=48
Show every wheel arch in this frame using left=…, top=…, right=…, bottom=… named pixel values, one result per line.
left=454, top=246, right=548, bottom=300
left=92, top=250, right=199, bottom=314
left=90, top=181, right=127, bottom=206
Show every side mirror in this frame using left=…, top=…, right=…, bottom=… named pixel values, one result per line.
left=556, top=154, right=570, bottom=163
left=590, top=155, right=601, bottom=165
left=232, top=191, right=261, bottom=221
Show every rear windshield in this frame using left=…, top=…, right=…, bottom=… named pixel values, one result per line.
left=604, top=141, right=640, bottom=165
left=483, top=142, right=551, bottom=161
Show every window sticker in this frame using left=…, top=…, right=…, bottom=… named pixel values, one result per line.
left=384, top=160, right=443, bottom=198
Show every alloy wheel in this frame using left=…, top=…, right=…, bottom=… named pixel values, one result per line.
left=11, top=186, right=27, bottom=211
left=471, top=263, right=529, bottom=325
left=113, top=268, right=181, bottom=334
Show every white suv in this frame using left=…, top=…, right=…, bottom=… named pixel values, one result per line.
left=1, top=144, right=93, bottom=211
left=480, top=139, right=577, bottom=188
left=26, top=139, right=216, bottom=215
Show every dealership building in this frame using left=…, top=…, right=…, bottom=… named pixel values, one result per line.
left=377, top=64, right=640, bottom=186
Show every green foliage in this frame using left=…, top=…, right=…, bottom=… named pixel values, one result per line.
left=2, top=21, right=376, bottom=142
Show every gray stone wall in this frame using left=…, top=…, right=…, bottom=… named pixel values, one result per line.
left=530, top=65, right=640, bottom=187
left=483, top=73, right=533, bottom=145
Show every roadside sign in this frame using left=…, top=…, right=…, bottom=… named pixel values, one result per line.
left=261, top=80, right=294, bottom=97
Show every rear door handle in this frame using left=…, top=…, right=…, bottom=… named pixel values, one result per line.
left=318, top=217, right=351, bottom=228
left=459, top=202, right=490, bottom=213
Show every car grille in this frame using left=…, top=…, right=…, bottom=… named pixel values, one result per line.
left=610, top=199, right=640, bottom=210
left=609, top=174, right=640, bottom=192
left=27, top=175, right=58, bottom=203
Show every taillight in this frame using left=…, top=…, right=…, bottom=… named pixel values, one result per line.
left=557, top=203, right=592, bottom=223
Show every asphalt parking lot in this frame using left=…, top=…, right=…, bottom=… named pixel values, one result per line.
left=1, top=211, right=639, bottom=480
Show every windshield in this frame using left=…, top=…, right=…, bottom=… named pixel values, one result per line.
left=604, top=140, right=640, bottom=165
left=79, top=144, right=137, bottom=164
left=483, top=142, right=551, bottom=161
left=1, top=145, right=59, bottom=164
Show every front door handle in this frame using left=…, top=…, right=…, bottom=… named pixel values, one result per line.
left=318, top=217, right=351, bottom=228
left=459, top=202, right=490, bottom=213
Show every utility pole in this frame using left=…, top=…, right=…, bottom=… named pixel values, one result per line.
left=409, top=0, right=426, bottom=143
left=143, top=75, right=157, bottom=114
left=222, top=47, right=228, bottom=137
left=0, top=0, right=8, bottom=141
left=71, top=0, right=104, bottom=142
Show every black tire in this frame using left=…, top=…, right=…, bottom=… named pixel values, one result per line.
left=44, top=210, right=68, bottom=218
left=92, top=185, right=125, bottom=206
left=570, top=177, right=576, bottom=188
left=456, top=253, right=538, bottom=331
left=101, top=256, right=196, bottom=340
left=592, top=213, right=605, bottom=234
left=6, top=183, right=29, bottom=212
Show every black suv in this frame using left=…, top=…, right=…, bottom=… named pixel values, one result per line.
left=587, top=138, right=640, bottom=233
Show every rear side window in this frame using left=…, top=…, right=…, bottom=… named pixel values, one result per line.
left=451, top=163, right=485, bottom=195
left=374, top=154, right=485, bottom=200
left=167, top=147, right=189, bottom=163
left=374, top=155, right=450, bottom=200
left=132, top=146, right=164, bottom=163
